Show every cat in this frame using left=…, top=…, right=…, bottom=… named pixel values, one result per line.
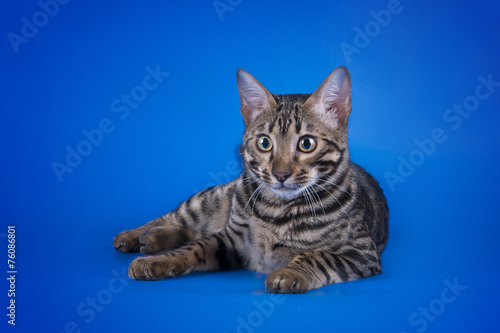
left=113, top=66, right=389, bottom=294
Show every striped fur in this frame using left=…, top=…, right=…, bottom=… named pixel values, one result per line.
left=114, top=67, right=389, bottom=293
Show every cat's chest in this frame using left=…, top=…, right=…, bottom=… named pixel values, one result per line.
left=244, top=237, right=277, bottom=273
left=228, top=216, right=299, bottom=273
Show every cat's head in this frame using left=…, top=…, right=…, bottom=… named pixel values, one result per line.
left=237, top=67, right=352, bottom=199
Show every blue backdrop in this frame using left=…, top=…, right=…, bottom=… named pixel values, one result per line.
left=2, top=1, right=500, bottom=332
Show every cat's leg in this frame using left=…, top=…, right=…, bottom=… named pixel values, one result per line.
left=113, top=181, right=236, bottom=254
left=265, top=241, right=381, bottom=294
left=136, top=225, right=196, bottom=255
left=128, top=231, right=244, bottom=280
left=113, top=214, right=187, bottom=253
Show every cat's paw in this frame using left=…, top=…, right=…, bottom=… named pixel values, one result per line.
left=128, top=255, right=188, bottom=281
left=265, top=268, right=309, bottom=294
left=139, top=226, right=185, bottom=255
left=113, top=230, right=141, bottom=253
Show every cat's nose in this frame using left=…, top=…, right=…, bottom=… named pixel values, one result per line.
left=273, top=171, right=292, bottom=183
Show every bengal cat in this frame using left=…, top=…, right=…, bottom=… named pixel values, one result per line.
left=113, top=66, right=389, bottom=294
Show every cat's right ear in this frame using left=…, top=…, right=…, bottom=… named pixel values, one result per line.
left=237, top=69, right=277, bottom=126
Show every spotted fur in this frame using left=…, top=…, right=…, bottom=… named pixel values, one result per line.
left=114, top=67, right=389, bottom=294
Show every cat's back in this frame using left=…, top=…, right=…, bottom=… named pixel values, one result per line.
left=350, top=162, right=389, bottom=255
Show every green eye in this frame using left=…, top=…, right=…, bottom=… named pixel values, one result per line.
left=298, top=136, right=317, bottom=153
left=257, top=135, right=273, bottom=152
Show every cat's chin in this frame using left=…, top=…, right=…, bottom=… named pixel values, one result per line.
left=269, top=185, right=303, bottom=199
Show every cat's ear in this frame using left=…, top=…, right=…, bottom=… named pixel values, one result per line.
left=237, top=69, right=277, bottom=126
left=303, top=66, right=352, bottom=127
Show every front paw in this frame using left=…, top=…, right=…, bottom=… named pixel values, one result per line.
left=113, top=230, right=141, bottom=253
left=265, top=268, right=309, bottom=294
left=128, top=255, right=188, bottom=281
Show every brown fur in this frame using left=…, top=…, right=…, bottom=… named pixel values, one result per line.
left=114, top=67, right=388, bottom=293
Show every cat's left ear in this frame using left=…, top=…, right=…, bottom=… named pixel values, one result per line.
left=303, top=66, right=352, bottom=127
left=237, top=69, right=277, bottom=126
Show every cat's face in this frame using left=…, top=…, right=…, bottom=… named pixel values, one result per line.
left=237, top=67, right=352, bottom=199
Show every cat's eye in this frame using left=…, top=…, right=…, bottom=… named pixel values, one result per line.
left=257, top=135, right=273, bottom=152
left=298, top=136, right=317, bottom=153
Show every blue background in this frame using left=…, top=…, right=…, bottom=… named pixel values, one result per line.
left=2, top=0, right=500, bottom=332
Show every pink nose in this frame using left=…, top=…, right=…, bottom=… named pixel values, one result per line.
left=273, top=171, right=291, bottom=183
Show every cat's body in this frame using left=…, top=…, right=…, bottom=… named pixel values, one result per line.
left=114, top=67, right=389, bottom=293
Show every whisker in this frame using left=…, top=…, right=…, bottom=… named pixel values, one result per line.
left=323, top=176, right=357, bottom=201
left=310, top=185, right=327, bottom=218
left=260, top=186, right=265, bottom=206
left=244, top=184, right=263, bottom=212
left=241, top=176, right=258, bottom=190
left=251, top=184, right=266, bottom=217
left=301, top=184, right=317, bottom=225
left=315, top=183, right=349, bottom=218
left=301, top=190, right=313, bottom=227
left=305, top=188, right=318, bottom=224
